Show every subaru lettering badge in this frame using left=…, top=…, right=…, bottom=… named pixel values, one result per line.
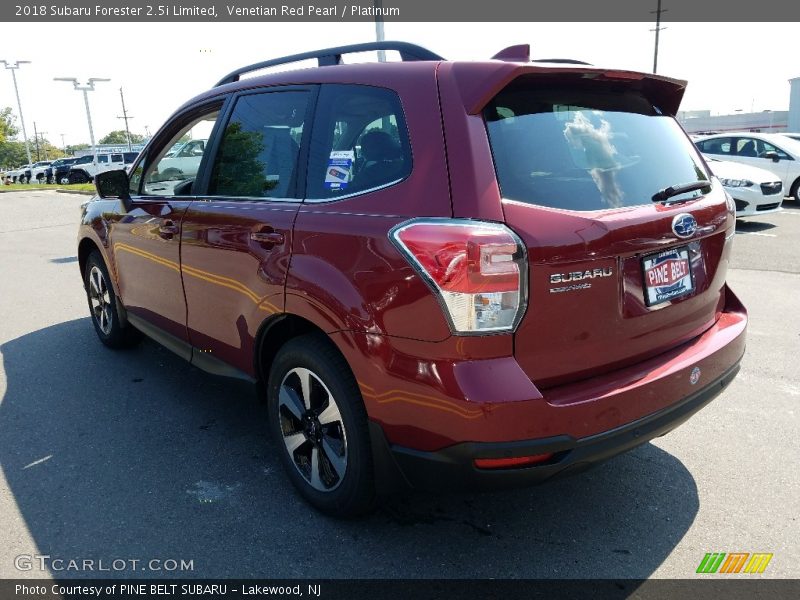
left=672, top=213, right=697, bottom=239
left=690, top=367, right=701, bottom=385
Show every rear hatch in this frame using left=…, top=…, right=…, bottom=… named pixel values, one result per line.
left=480, top=70, right=734, bottom=388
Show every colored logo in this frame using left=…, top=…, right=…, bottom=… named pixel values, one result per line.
left=690, top=366, right=701, bottom=385
left=696, top=552, right=773, bottom=574
left=672, top=213, right=697, bottom=238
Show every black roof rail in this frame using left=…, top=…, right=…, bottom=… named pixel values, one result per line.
left=532, top=58, right=592, bottom=65
left=214, top=41, right=445, bottom=87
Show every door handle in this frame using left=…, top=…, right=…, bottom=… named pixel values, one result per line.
left=159, top=220, right=179, bottom=239
left=250, top=231, right=284, bottom=245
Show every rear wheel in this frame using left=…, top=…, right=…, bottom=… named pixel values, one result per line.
left=267, top=334, right=375, bottom=517
left=84, top=251, right=141, bottom=348
left=68, top=171, right=88, bottom=184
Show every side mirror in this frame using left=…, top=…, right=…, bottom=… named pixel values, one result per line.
left=763, top=151, right=780, bottom=162
left=95, top=169, right=132, bottom=211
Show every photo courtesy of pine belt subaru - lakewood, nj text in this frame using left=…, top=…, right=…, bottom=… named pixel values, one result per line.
left=78, top=42, right=747, bottom=517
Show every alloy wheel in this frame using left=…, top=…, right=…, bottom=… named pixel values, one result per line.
left=88, top=265, right=113, bottom=335
left=278, top=367, right=348, bottom=492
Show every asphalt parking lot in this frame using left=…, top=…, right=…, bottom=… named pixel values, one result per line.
left=0, top=190, right=798, bottom=580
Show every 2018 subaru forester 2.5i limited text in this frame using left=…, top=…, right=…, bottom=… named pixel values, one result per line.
left=78, top=42, right=746, bottom=517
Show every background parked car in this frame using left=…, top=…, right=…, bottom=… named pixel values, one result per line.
left=29, top=161, right=53, bottom=183
left=151, top=138, right=206, bottom=180
left=48, top=157, right=78, bottom=184
left=4, top=165, right=23, bottom=183
left=68, top=152, right=139, bottom=183
left=704, top=156, right=783, bottom=217
left=694, top=132, right=800, bottom=201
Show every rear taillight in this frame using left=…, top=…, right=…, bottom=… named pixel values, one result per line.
left=390, top=219, right=527, bottom=334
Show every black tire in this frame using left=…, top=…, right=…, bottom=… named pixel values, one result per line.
left=267, top=333, right=375, bottom=517
left=68, top=171, right=87, bottom=184
left=84, top=251, right=141, bottom=349
left=790, top=178, right=800, bottom=202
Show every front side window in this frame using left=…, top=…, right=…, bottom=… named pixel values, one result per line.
left=97, top=155, right=109, bottom=164
left=306, top=84, right=411, bottom=200
left=484, top=79, right=710, bottom=211
left=748, top=139, right=790, bottom=160
left=207, top=91, right=309, bottom=199
left=139, top=111, right=219, bottom=196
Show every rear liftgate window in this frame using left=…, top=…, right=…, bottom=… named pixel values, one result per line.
left=484, top=80, right=709, bottom=211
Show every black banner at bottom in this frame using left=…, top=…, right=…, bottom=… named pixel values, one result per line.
left=3, top=579, right=800, bottom=600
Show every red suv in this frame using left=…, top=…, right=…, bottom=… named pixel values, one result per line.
left=79, top=42, right=747, bottom=516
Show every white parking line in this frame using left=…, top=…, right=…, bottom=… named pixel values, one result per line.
left=735, top=231, right=777, bottom=237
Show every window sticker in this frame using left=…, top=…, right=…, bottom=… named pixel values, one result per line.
left=324, top=150, right=354, bottom=190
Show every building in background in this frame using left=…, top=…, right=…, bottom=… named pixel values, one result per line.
left=679, top=77, right=800, bottom=135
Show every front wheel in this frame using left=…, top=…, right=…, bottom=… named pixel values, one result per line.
left=267, top=334, right=375, bottom=517
left=790, top=178, right=800, bottom=202
left=84, top=251, right=141, bottom=348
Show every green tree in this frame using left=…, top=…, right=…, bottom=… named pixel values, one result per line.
left=0, top=141, right=28, bottom=168
left=0, top=107, right=20, bottom=143
left=99, top=130, right=146, bottom=145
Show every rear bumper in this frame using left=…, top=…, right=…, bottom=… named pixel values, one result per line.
left=377, top=361, right=739, bottom=491
left=350, top=285, right=747, bottom=492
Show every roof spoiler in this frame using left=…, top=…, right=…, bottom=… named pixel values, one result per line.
left=446, top=62, right=687, bottom=117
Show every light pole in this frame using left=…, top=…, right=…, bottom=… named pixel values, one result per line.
left=53, top=77, right=110, bottom=157
left=1, top=60, right=33, bottom=165
left=373, top=0, right=386, bottom=62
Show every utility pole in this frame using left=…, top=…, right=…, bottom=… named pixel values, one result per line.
left=60, top=133, right=67, bottom=155
left=38, top=130, right=48, bottom=160
left=650, top=0, right=667, bottom=74
left=33, top=121, right=40, bottom=161
left=54, top=77, right=110, bottom=157
left=117, top=87, right=134, bottom=151
left=1, top=60, right=33, bottom=165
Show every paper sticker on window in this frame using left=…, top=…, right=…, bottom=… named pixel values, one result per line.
left=324, top=151, right=354, bottom=190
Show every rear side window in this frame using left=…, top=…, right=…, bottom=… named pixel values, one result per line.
left=306, top=84, right=411, bottom=200
left=484, top=81, right=709, bottom=211
left=696, top=137, right=733, bottom=155
left=208, top=91, right=309, bottom=199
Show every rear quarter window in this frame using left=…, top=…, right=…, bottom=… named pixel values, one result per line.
left=305, top=84, right=411, bottom=200
left=484, top=81, right=709, bottom=211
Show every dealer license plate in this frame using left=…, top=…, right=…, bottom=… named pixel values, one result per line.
left=642, top=246, right=694, bottom=306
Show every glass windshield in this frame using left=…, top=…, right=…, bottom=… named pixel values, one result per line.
left=484, top=81, right=709, bottom=211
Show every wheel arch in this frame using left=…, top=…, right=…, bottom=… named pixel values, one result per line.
left=254, top=313, right=344, bottom=386
left=78, top=236, right=123, bottom=301
left=790, top=175, right=800, bottom=200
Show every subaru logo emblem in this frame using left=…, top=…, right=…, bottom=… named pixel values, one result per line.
left=672, top=213, right=697, bottom=239
left=690, top=366, right=701, bottom=385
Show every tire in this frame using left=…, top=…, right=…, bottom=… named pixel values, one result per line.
left=68, top=171, right=87, bottom=184
left=84, top=251, right=141, bottom=349
left=790, top=178, right=800, bottom=202
left=267, top=333, right=375, bottom=517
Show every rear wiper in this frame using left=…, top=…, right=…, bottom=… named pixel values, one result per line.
left=651, top=180, right=710, bottom=203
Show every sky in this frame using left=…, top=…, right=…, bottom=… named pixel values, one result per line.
left=0, top=21, right=797, bottom=150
